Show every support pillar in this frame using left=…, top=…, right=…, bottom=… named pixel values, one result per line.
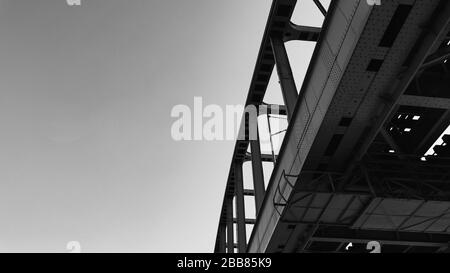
left=250, top=130, right=265, bottom=216
left=234, top=162, right=247, bottom=253
left=271, top=37, right=298, bottom=121
left=226, top=197, right=234, bottom=253
left=218, top=224, right=227, bottom=253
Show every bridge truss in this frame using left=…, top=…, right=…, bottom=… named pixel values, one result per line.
left=214, top=0, right=450, bottom=253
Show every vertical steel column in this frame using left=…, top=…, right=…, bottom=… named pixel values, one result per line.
left=271, top=37, right=298, bottom=121
left=250, top=129, right=265, bottom=216
left=234, top=162, right=247, bottom=253
left=218, top=224, right=227, bottom=253
left=226, top=197, right=234, bottom=253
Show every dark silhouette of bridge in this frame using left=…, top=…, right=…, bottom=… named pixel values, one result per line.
left=214, top=0, right=450, bottom=253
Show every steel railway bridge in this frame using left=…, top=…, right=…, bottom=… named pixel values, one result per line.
left=214, top=0, right=450, bottom=253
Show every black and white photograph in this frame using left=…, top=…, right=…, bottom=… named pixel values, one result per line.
left=1, top=0, right=450, bottom=264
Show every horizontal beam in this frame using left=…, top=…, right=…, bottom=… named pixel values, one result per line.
left=284, top=23, right=322, bottom=42
left=245, top=152, right=276, bottom=162
left=233, top=218, right=257, bottom=225
left=312, top=226, right=450, bottom=249
left=244, top=189, right=255, bottom=196
left=311, top=237, right=447, bottom=248
left=399, top=94, right=450, bottom=109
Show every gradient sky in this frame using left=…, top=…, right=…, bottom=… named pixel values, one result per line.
left=0, top=0, right=328, bottom=252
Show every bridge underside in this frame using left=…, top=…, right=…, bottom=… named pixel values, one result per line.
left=215, top=0, right=450, bottom=253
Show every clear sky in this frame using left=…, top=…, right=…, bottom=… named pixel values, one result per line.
left=0, top=0, right=328, bottom=252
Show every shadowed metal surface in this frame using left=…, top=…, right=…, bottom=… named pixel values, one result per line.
left=215, top=0, right=450, bottom=253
